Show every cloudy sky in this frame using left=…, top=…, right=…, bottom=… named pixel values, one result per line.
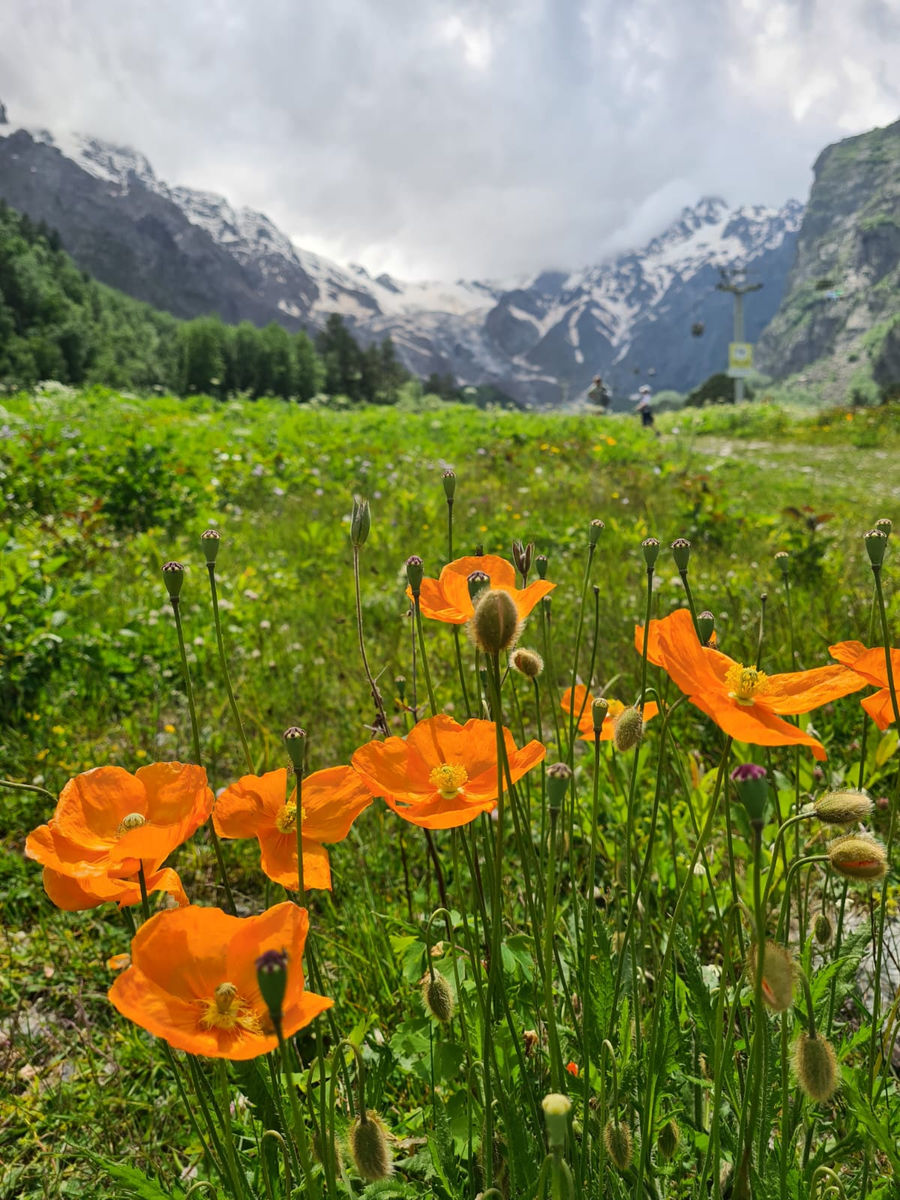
left=1, top=0, right=897, bottom=279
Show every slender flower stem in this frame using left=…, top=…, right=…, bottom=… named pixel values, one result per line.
left=206, top=562, right=254, bottom=774
left=414, top=596, right=439, bottom=717
left=352, top=544, right=389, bottom=736
left=277, top=1027, right=322, bottom=1200
left=294, top=768, right=305, bottom=903
left=0, top=779, right=56, bottom=802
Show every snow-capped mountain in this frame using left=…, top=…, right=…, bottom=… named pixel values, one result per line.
left=0, top=114, right=803, bottom=404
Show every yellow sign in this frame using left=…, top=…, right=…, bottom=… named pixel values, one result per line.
left=728, top=342, right=753, bottom=377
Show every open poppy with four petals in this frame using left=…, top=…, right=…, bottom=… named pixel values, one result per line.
left=108, top=901, right=331, bottom=1059
left=213, top=765, right=375, bottom=890
left=25, top=763, right=213, bottom=911
left=829, top=640, right=900, bottom=730
left=635, top=609, right=864, bottom=760
left=561, top=684, right=659, bottom=742
left=351, top=714, right=546, bottom=829
left=412, top=555, right=555, bottom=625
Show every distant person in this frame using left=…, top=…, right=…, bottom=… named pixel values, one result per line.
left=588, top=374, right=611, bottom=410
left=635, top=385, right=657, bottom=434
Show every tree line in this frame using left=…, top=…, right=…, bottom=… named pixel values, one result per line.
left=0, top=201, right=457, bottom=403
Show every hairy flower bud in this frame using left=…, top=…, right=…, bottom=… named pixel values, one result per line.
left=604, top=1120, right=633, bottom=1171
left=511, top=648, right=544, bottom=678
left=657, top=1119, right=680, bottom=1161
left=469, top=588, right=521, bottom=656
left=349, top=1112, right=392, bottom=1181
left=793, top=1033, right=838, bottom=1102
left=813, top=912, right=833, bottom=946
left=614, top=706, right=644, bottom=752
left=813, top=789, right=873, bottom=825
left=827, top=833, right=888, bottom=882
left=422, top=972, right=454, bottom=1024
left=670, top=538, right=691, bottom=571
left=749, top=941, right=794, bottom=1012
left=200, top=528, right=221, bottom=564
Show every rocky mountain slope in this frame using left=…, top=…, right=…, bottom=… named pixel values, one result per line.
left=0, top=109, right=802, bottom=405
left=757, top=119, right=899, bottom=401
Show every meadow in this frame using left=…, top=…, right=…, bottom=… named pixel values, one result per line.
left=1, top=384, right=899, bottom=1200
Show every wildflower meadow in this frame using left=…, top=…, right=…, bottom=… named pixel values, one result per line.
left=2, top=385, right=899, bottom=1200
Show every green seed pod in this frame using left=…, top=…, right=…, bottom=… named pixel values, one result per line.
left=813, top=912, right=833, bottom=946
left=813, top=789, right=873, bottom=825
left=696, top=610, right=715, bottom=646
left=283, top=726, right=307, bottom=772
left=657, top=1118, right=680, bottom=1161
left=200, top=528, right=221, bottom=564
left=670, top=538, right=691, bottom=571
left=589, top=518, right=605, bottom=547
left=592, top=696, right=610, bottom=734
left=255, top=948, right=289, bottom=1030
left=162, top=560, right=185, bottom=600
left=510, top=648, right=544, bottom=678
left=613, top=706, right=644, bottom=752
left=774, top=549, right=790, bottom=576
left=604, top=1120, right=633, bottom=1171
left=546, top=762, right=572, bottom=812
left=350, top=496, right=371, bottom=548
left=535, top=554, right=549, bottom=579
left=470, top=588, right=521, bottom=655
left=874, top=517, right=892, bottom=536
left=405, top=555, right=424, bottom=597
left=828, top=833, right=888, bottom=882
left=541, top=1092, right=571, bottom=1151
left=467, top=569, right=490, bottom=603
left=793, top=1033, right=838, bottom=1102
left=422, top=972, right=454, bottom=1024
left=349, top=1112, right=392, bottom=1181
left=641, top=536, right=660, bottom=568
left=864, top=528, right=888, bottom=567
left=441, top=469, right=456, bottom=500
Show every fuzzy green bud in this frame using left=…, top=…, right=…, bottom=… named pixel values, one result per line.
left=592, top=696, right=610, bottom=734
left=162, top=560, right=185, bottom=601
left=613, top=706, right=644, bottom=752
left=749, top=941, right=794, bottom=1012
left=813, top=912, right=833, bottom=946
left=467, top=570, right=490, bottom=603
left=349, top=1112, right=392, bottom=1181
left=255, top=948, right=288, bottom=1030
left=422, top=972, right=454, bottom=1023
left=813, top=789, right=873, bottom=825
left=546, top=762, right=572, bottom=812
left=350, top=496, right=371, bottom=548
left=510, top=648, right=544, bottom=678
left=670, top=537, right=691, bottom=571
left=604, top=1120, right=633, bottom=1171
left=469, top=588, right=520, bottom=655
left=697, top=610, right=715, bottom=646
left=864, top=528, right=888, bottom=568
left=641, top=536, right=660, bottom=568
left=793, top=1033, right=838, bottom=1102
left=200, top=529, right=221, bottom=564
left=541, top=1093, right=571, bottom=1150
left=405, top=555, right=424, bottom=597
left=441, top=470, right=456, bottom=501
left=657, top=1119, right=680, bottom=1161
left=535, top=554, right=549, bottom=580
left=589, top=518, right=605, bottom=547
left=827, top=833, right=888, bottom=882
left=283, top=726, right=307, bottom=772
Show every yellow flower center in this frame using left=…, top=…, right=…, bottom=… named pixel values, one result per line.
left=275, top=801, right=308, bottom=834
left=198, top=982, right=263, bottom=1034
left=116, top=812, right=147, bottom=837
left=428, top=762, right=469, bottom=799
left=725, top=663, right=769, bottom=706
left=606, top=699, right=625, bottom=720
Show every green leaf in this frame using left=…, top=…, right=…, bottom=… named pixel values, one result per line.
left=79, top=1153, right=187, bottom=1200
left=875, top=727, right=899, bottom=768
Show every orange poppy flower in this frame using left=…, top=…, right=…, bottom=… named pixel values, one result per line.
left=561, top=684, right=659, bottom=741
left=829, top=641, right=900, bottom=730
left=108, top=902, right=331, bottom=1059
left=351, top=714, right=546, bottom=829
left=213, top=766, right=374, bottom=890
left=635, top=609, right=864, bottom=761
left=412, top=555, right=555, bottom=624
left=25, top=763, right=212, bottom=910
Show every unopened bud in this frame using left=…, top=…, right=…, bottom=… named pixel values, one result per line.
left=604, top=1120, right=633, bottom=1171
left=350, top=496, right=371, bottom=548
left=827, top=833, right=888, bottom=882
left=162, top=560, right=185, bottom=600
left=406, top=555, right=424, bottom=597
left=469, top=588, right=520, bottom=655
left=200, top=529, right=221, bottom=564
left=749, top=941, right=794, bottom=1012
left=441, top=470, right=456, bottom=501
left=774, top=550, right=790, bottom=575
left=422, top=972, right=454, bottom=1023
left=255, top=948, right=289, bottom=1030
left=467, top=570, right=490, bottom=603
left=614, top=706, right=644, bottom=752
left=349, top=1112, right=392, bottom=1181
left=864, top=528, right=888, bottom=568
left=512, top=539, right=534, bottom=579
left=731, top=763, right=769, bottom=825
left=697, top=610, right=715, bottom=646
left=813, top=789, right=873, bottom=825
left=641, top=536, right=660, bottom=568
left=813, top=912, right=833, bottom=946
left=546, top=762, right=572, bottom=812
left=394, top=676, right=406, bottom=702
left=592, top=697, right=609, bottom=734
left=283, top=726, right=307, bottom=772
left=793, top=1033, right=838, bottom=1102
left=657, top=1119, right=680, bottom=1161
left=589, top=519, right=605, bottom=547
left=511, top=648, right=543, bottom=678
left=535, top=554, right=549, bottom=580
left=670, top=538, right=691, bottom=571
left=541, top=1093, right=571, bottom=1150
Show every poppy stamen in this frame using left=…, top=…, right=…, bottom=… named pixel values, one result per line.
left=275, top=801, right=308, bottom=834
left=116, top=812, right=147, bottom=836
left=428, top=762, right=469, bottom=799
left=198, top=982, right=263, bottom=1034
left=726, top=664, right=769, bottom=705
